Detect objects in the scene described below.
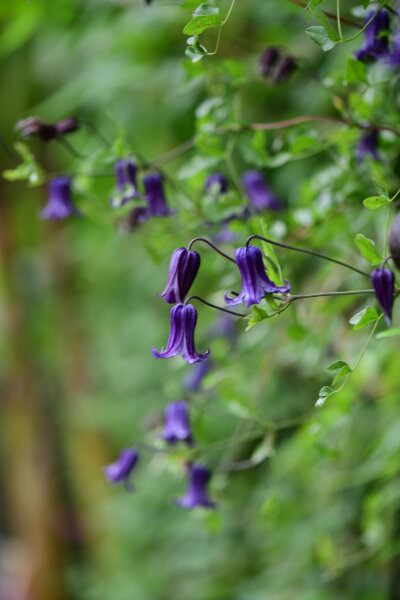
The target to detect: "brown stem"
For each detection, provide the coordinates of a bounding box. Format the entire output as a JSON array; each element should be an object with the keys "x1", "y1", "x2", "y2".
[{"x1": 286, "y1": 0, "x2": 362, "y2": 29}]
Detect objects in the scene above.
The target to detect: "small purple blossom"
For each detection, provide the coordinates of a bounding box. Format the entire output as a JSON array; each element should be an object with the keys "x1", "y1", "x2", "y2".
[
  {"x1": 113, "y1": 159, "x2": 139, "y2": 207},
  {"x1": 152, "y1": 303, "x2": 210, "y2": 364},
  {"x1": 103, "y1": 448, "x2": 139, "y2": 491},
  {"x1": 259, "y1": 47, "x2": 280, "y2": 77},
  {"x1": 355, "y1": 10, "x2": 391, "y2": 62},
  {"x1": 182, "y1": 359, "x2": 212, "y2": 392},
  {"x1": 157, "y1": 247, "x2": 200, "y2": 304},
  {"x1": 371, "y1": 268, "x2": 395, "y2": 325},
  {"x1": 272, "y1": 55, "x2": 297, "y2": 84},
  {"x1": 55, "y1": 117, "x2": 79, "y2": 136},
  {"x1": 225, "y1": 246, "x2": 291, "y2": 308},
  {"x1": 356, "y1": 130, "x2": 379, "y2": 163},
  {"x1": 143, "y1": 173, "x2": 173, "y2": 217},
  {"x1": 163, "y1": 401, "x2": 193, "y2": 445},
  {"x1": 41, "y1": 177, "x2": 78, "y2": 220},
  {"x1": 205, "y1": 173, "x2": 228, "y2": 194},
  {"x1": 242, "y1": 170, "x2": 282, "y2": 212},
  {"x1": 175, "y1": 464, "x2": 216, "y2": 509}
]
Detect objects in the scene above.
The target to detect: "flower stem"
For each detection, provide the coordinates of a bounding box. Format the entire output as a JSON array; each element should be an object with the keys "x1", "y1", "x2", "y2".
[
  {"x1": 187, "y1": 237, "x2": 236, "y2": 263},
  {"x1": 288, "y1": 289, "x2": 375, "y2": 301},
  {"x1": 246, "y1": 235, "x2": 371, "y2": 279},
  {"x1": 336, "y1": 0, "x2": 343, "y2": 39},
  {"x1": 286, "y1": 0, "x2": 362, "y2": 29},
  {"x1": 185, "y1": 295, "x2": 247, "y2": 318}
]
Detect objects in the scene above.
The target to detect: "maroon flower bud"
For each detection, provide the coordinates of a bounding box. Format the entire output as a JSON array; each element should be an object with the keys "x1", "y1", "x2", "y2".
[
  {"x1": 55, "y1": 117, "x2": 80, "y2": 136},
  {"x1": 389, "y1": 212, "x2": 400, "y2": 271},
  {"x1": 259, "y1": 47, "x2": 280, "y2": 77},
  {"x1": 15, "y1": 117, "x2": 57, "y2": 141},
  {"x1": 272, "y1": 55, "x2": 297, "y2": 84}
]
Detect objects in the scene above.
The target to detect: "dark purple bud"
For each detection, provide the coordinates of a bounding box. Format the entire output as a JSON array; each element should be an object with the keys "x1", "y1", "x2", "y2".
[
  {"x1": 175, "y1": 464, "x2": 216, "y2": 509},
  {"x1": 15, "y1": 117, "x2": 57, "y2": 141},
  {"x1": 41, "y1": 177, "x2": 79, "y2": 221},
  {"x1": 182, "y1": 359, "x2": 212, "y2": 392},
  {"x1": 272, "y1": 55, "x2": 297, "y2": 84},
  {"x1": 354, "y1": 10, "x2": 390, "y2": 62},
  {"x1": 225, "y1": 246, "x2": 290, "y2": 308},
  {"x1": 259, "y1": 47, "x2": 280, "y2": 77},
  {"x1": 242, "y1": 170, "x2": 282, "y2": 212},
  {"x1": 152, "y1": 303, "x2": 210, "y2": 365},
  {"x1": 163, "y1": 401, "x2": 193, "y2": 445},
  {"x1": 157, "y1": 247, "x2": 200, "y2": 304},
  {"x1": 371, "y1": 268, "x2": 395, "y2": 325},
  {"x1": 55, "y1": 117, "x2": 80, "y2": 136},
  {"x1": 205, "y1": 173, "x2": 228, "y2": 194},
  {"x1": 103, "y1": 448, "x2": 139, "y2": 491},
  {"x1": 126, "y1": 206, "x2": 149, "y2": 230},
  {"x1": 143, "y1": 173, "x2": 174, "y2": 217},
  {"x1": 113, "y1": 159, "x2": 139, "y2": 207},
  {"x1": 389, "y1": 212, "x2": 400, "y2": 270},
  {"x1": 356, "y1": 130, "x2": 379, "y2": 163}
]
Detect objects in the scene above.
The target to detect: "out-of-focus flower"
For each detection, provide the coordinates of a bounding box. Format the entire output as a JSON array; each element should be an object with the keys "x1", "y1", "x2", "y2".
[
  {"x1": 242, "y1": 170, "x2": 282, "y2": 212},
  {"x1": 152, "y1": 304, "x2": 210, "y2": 364},
  {"x1": 41, "y1": 178, "x2": 79, "y2": 221},
  {"x1": 225, "y1": 245, "x2": 290, "y2": 308},
  {"x1": 182, "y1": 359, "x2": 212, "y2": 392},
  {"x1": 356, "y1": 130, "x2": 379, "y2": 162},
  {"x1": 175, "y1": 464, "x2": 216, "y2": 509},
  {"x1": 112, "y1": 159, "x2": 139, "y2": 207},
  {"x1": 371, "y1": 268, "x2": 395, "y2": 325},
  {"x1": 15, "y1": 117, "x2": 57, "y2": 141},
  {"x1": 259, "y1": 48, "x2": 297, "y2": 83},
  {"x1": 143, "y1": 173, "x2": 174, "y2": 217},
  {"x1": 389, "y1": 212, "x2": 400, "y2": 270},
  {"x1": 163, "y1": 401, "x2": 193, "y2": 445},
  {"x1": 205, "y1": 173, "x2": 228, "y2": 194},
  {"x1": 157, "y1": 247, "x2": 200, "y2": 304},
  {"x1": 103, "y1": 448, "x2": 139, "y2": 491},
  {"x1": 355, "y1": 10, "x2": 391, "y2": 61},
  {"x1": 272, "y1": 55, "x2": 297, "y2": 84},
  {"x1": 259, "y1": 47, "x2": 280, "y2": 77},
  {"x1": 55, "y1": 117, "x2": 80, "y2": 136}
]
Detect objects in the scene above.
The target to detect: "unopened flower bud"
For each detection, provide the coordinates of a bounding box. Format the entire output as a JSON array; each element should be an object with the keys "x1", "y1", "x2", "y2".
[{"x1": 389, "y1": 212, "x2": 400, "y2": 270}]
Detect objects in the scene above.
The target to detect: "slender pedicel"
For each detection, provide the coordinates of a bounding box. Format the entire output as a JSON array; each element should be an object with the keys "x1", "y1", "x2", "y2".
[
  {"x1": 185, "y1": 295, "x2": 247, "y2": 318},
  {"x1": 78, "y1": 119, "x2": 111, "y2": 146},
  {"x1": 188, "y1": 237, "x2": 236, "y2": 263},
  {"x1": 246, "y1": 235, "x2": 370, "y2": 278},
  {"x1": 288, "y1": 289, "x2": 375, "y2": 301},
  {"x1": 55, "y1": 137, "x2": 87, "y2": 159}
]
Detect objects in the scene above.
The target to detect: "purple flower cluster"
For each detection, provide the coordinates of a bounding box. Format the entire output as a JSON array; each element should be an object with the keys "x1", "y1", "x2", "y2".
[{"x1": 259, "y1": 47, "x2": 297, "y2": 84}]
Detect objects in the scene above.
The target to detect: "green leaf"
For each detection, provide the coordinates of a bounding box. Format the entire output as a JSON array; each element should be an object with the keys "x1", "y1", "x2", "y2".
[
  {"x1": 346, "y1": 56, "x2": 367, "y2": 84},
  {"x1": 349, "y1": 307, "x2": 379, "y2": 330},
  {"x1": 332, "y1": 366, "x2": 352, "y2": 386},
  {"x1": 185, "y1": 35, "x2": 208, "y2": 62},
  {"x1": 183, "y1": 3, "x2": 221, "y2": 35},
  {"x1": 355, "y1": 234, "x2": 383, "y2": 265},
  {"x1": 326, "y1": 360, "x2": 352, "y2": 373},
  {"x1": 2, "y1": 142, "x2": 44, "y2": 186},
  {"x1": 363, "y1": 196, "x2": 390, "y2": 210},
  {"x1": 306, "y1": 26, "x2": 338, "y2": 51},
  {"x1": 316, "y1": 386, "x2": 335, "y2": 407},
  {"x1": 376, "y1": 327, "x2": 400, "y2": 339},
  {"x1": 373, "y1": 180, "x2": 389, "y2": 199}
]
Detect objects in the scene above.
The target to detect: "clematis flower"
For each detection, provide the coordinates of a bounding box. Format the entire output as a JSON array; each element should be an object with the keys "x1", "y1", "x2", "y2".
[
  {"x1": 225, "y1": 245, "x2": 290, "y2": 308},
  {"x1": 175, "y1": 464, "x2": 216, "y2": 509},
  {"x1": 163, "y1": 401, "x2": 193, "y2": 445},
  {"x1": 55, "y1": 117, "x2": 79, "y2": 136},
  {"x1": 355, "y1": 10, "x2": 391, "y2": 62},
  {"x1": 242, "y1": 170, "x2": 282, "y2": 212},
  {"x1": 16, "y1": 116, "x2": 79, "y2": 140},
  {"x1": 272, "y1": 55, "x2": 297, "y2": 84},
  {"x1": 143, "y1": 173, "x2": 174, "y2": 217},
  {"x1": 157, "y1": 247, "x2": 200, "y2": 304},
  {"x1": 182, "y1": 359, "x2": 212, "y2": 392},
  {"x1": 152, "y1": 303, "x2": 210, "y2": 364},
  {"x1": 371, "y1": 268, "x2": 395, "y2": 325},
  {"x1": 103, "y1": 448, "x2": 139, "y2": 491},
  {"x1": 356, "y1": 130, "x2": 379, "y2": 163},
  {"x1": 259, "y1": 47, "x2": 280, "y2": 77},
  {"x1": 41, "y1": 177, "x2": 79, "y2": 220},
  {"x1": 205, "y1": 173, "x2": 228, "y2": 194},
  {"x1": 112, "y1": 159, "x2": 139, "y2": 207}
]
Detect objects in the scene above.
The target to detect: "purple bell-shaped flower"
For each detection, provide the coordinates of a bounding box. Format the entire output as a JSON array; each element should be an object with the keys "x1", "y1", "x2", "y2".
[
  {"x1": 371, "y1": 268, "x2": 395, "y2": 325},
  {"x1": 143, "y1": 173, "x2": 174, "y2": 217},
  {"x1": 157, "y1": 247, "x2": 200, "y2": 304},
  {"x1": 175, "y1": 464, "x2": 216, "y2": 509},
  {"x1": 225, "y1": 245, "x2": 290, "y2": 308},
  {"x1": 242, "y1": 170, "x2": 282, "y2": 212},
  {"x1": 356, "y1": 130, "x2": 379, "y2": 163},
  {"x1": 103, "y1": 448, "x2": 139, "y2": 491},
  {"x1": 355, "y1": 10, "x2": 391, "y2": 62},
  {"x1": 163, "y1": 401, "x2": 193, "y2": 445},
  {"x1": 205, "y1": 173, "x2": 228, "y2": 194},
  {"x1": 41, "y1": 177, "x2": 79, "y2": 220}
]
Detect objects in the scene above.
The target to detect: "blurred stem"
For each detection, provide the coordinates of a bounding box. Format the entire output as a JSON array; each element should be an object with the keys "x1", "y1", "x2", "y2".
[
  {"x1": 185, "y1": 295, "x2": 247, "y2": 318},
  {"x1": 352, "y1": 315, "x2": 383, "y2": 371},
  {"x1": 208, "y1": 0, "x2": 236, "y2": 56},
  {"x1": 286, "y1": 0, "x2": 362, "y2": 28},
  {"x1": 384, "y1": 202, "x2": 393, "y2": 257},
  {"x1": 288, "y1": 289, "x2": 375, "y2": 301},
  {"x1": 247, "y1": 234, "x2": 371, "y2": 278},
  {"x1": 336, "y1": 0, "x2": 343, "y2": 39}
]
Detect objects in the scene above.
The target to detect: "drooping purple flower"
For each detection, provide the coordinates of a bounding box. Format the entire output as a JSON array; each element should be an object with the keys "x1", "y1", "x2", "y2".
[
  {"x1": 163, "y1": 401, "x2": 193, "y2": 445},
  {"x1": 272, "y1": 55, "x2": 297, "y2": 84},
  {"x1": 152, "y1": 303, "x2": 210, "y2": 365},
  {"x1": 371, "y1": 268, "x2": 395, "y2": 325},
  {"x1": 205, "y1": 173, "x2": 228, "y2": 194},
  {"x1": 175, "y1": 464, "x2": 216, "y2": 509},
  {"x1": 356, "y1": 130, "x2": 379, "y2": 163},
  {"x1": 388, "y1": 33, "x2": 400, "y2": 65},
  {"x1": 103, "y1": 448, "x2": 139, "y2": 491},
  {"x1": 41, "y1": 177, "x2": 79, "y2": 220},
  {"x1": 259, "y1": 47, "x2": 280, "y2": 77},
  {"x1": 355, "y1": 10, "x2": 391, "y2": 62},
  {"x1": 15, "y1": 117, "x2": 57, "y2": 141},
  {"x1": 182, "y1": 358, "x2": 212, "y2": 392},
  {"x1": 157, "y1": 247, "x2": 200, "y2": 304},
  {"x1": 55, "y1": 117, "x2": 80, "y2": 136},
  {"x1": 225, "y1": 245, "x2": 291, "y2": 308},
  {"x1": 143, "y1": 173, "x2": 173, "y2": 217},
  {"x1": 113, "y1": 159, "x2": 139, "y2": 207},
  {"x1": 242, "y1": 170, "x2": 282, "y2": 212}
]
